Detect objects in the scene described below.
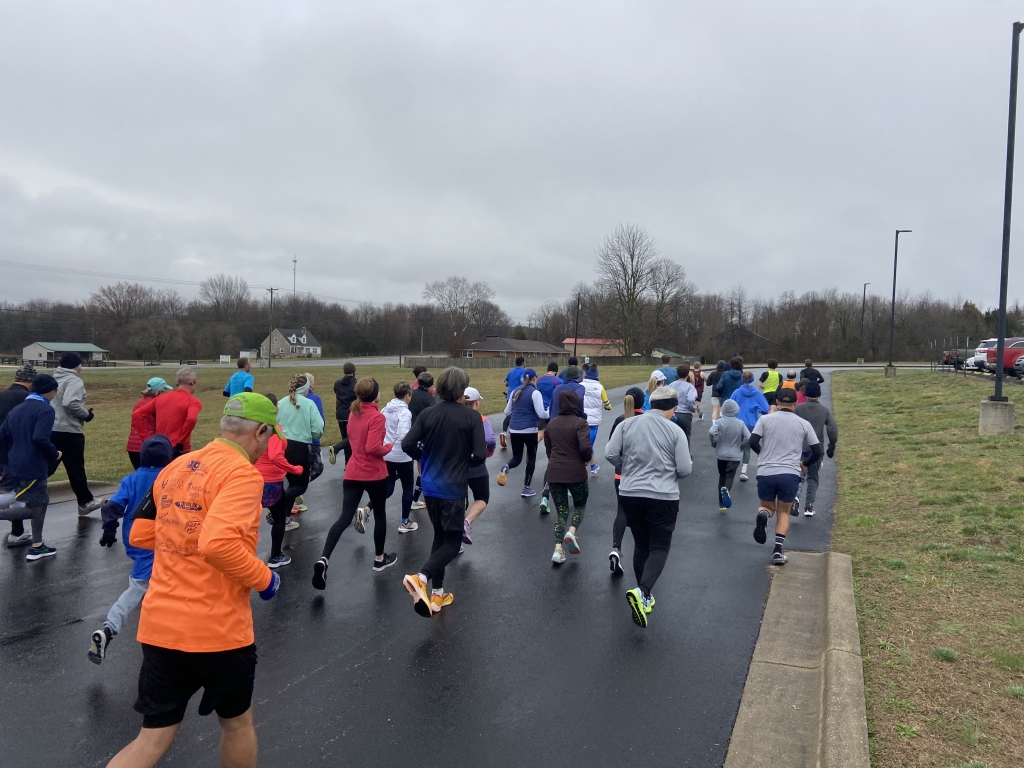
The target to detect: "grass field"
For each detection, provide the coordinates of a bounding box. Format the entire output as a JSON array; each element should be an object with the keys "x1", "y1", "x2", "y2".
[
  {"x1": 45, "y1": 364, "x2": 653, "y2": 483},
  {"x1": 831, "y1": 371, "x2": 1024, "y2": 768}
]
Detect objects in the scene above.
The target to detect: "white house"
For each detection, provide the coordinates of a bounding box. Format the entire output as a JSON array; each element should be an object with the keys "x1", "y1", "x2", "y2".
[{"x1": 23, "y1": 342, "x2": 109, "y2": 363}]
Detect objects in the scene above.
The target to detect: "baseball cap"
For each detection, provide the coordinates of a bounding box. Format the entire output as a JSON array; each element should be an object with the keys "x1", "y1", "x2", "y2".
[
  {"x1": 777, "y1": 387, "x2": 798, "y2": 404},
  {"x1": 223, "y1": 393, "x2": 285, "y2": 438},
  {"x1": 143, "y1": 377, "x2": 173, "y2": 394},
  {"x1": 463, "y1": 387, "x2": 482, "y2": 402},
  {"x1": 651, "y1": 370, "x2": 667, "y2": 382}
]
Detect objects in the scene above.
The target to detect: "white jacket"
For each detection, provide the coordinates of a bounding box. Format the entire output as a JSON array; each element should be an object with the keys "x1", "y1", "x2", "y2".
[
  {"x1": 381, "y1": 398, "x2": 413, "y2": 462},
  {"x1": 581, "y1": 378, "x2": 611, "y2": 426}
]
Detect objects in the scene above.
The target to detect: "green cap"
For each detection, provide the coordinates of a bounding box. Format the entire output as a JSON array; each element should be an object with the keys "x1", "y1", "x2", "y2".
[{"x1": 223, "y1": 392, "x2": 285, "y2": 439}]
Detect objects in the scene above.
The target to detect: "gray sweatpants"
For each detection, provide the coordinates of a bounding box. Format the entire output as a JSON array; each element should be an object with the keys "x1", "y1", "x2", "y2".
[
  {"x1": 803, "y1": 457, "x2": 822, "y2": 510},
  {"x1": 104, "y1": 577, "x2": 149, "y2": 635},
  {"x1": 0, "y1": 505, "x2": 47, "y2": 543}
]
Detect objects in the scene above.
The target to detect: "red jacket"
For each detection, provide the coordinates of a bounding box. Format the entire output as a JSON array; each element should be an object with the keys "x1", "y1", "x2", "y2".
[
  {"x1": 344, "y1": 403, "x2": 392, "y2": 481},
  {"x1": 255, "y1": 434, "x2": 302, "y2": 483},
  {"x1": 126, "y1": 395, "x2": 155, "y2": 452},
  {"x1": 131, "y1": 389, "x2": 204, "y2": 452}
]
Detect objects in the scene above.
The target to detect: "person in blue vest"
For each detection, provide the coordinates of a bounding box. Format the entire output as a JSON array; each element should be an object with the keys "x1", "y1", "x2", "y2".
[
  {"x1": 222, "y1": 357, "x2": 255, "y2": 397},
  {"x1": 498, "y1": 356, "x2": 527, "y2": 450},
  {"x1": 497, "y1": 369, "x2": 548, "y2": 498}
]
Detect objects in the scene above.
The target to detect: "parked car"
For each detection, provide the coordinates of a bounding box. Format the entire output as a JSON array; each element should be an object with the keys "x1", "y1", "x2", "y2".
[
  {"x1": 974, "y1": 338, "x2": 998, "y2": 370},
  {"x1": 986, "y1": 337, "x2": 1024, "y2": 374},
  {"x1": 966, "y1": 354, "x2": 989, "y2": 370}
]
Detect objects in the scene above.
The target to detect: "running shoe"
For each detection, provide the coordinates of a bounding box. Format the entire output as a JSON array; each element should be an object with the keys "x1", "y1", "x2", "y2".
[
  {"x1": 539, "y1": 496, "x2": 550, "y2": 515},
  {"x1": 354, "y1": 507, "x2": 367, "y2": 534},
  {"x1": 267, "y1": 554, "x2": 292, "y2": 569},
  {"x1": 721, "y1": 486, "x2": 732, "y2": 509},
  {"x1": 790, "y1": 497, "x2": 800, "y2": 516},
  {"x1": 26, "y1": 544, "x2": 56, "y2": 561},
  {"x1": 403, "y1": 573, "x2": 433, "y2": 618},
  {"x1": 285, "y1": 519, "x2": 300, "y2": 531},
  {"x1": 739, "y1": 471, "x2": 749, "y2": 483},
  {"x1": 804, "y1": 508, "x2": 816, "y2": 517},
  {"x1": 551, "y1": 548, "x2": 566, "y2": 565},
  {"x1": 698, "y1": 412, "x2": 704, "y2": 420},
  {"x1": 626, "y1": 588, "x2": 649, "y2": 628},
  {"x1": 499, "y1": 432, "x2": 507, "y2": 449},
  {"x1": 772, "y1": 551, "x2": 788, "y2": 566},
  {"x1": 563, "y1": 530, "x2": 580, "y2": 555},
  {"x1": 373, "y1": 552, "x2": 398, "y2": 572},
  {"x1": 411, "y1": 500, "x2": 426, "y2": 510},
  {"x1": 609, "y1": 549, "x2": 624, "y2": 576},
  {"x1": 398, "y1": 520, "x2": 419, "y2": 534},
  {"x1": 312, "y1": 557, "x2": 329, "y2": 590},
  {"x1": 753, "y1": 510, "x2": 769, "y2": 545},
  {"x1": 87, "y1": 626, "x2": 113, "y2": 665},
  {"x1": 497, "y1": 465, "x2": 509, "y2": 486},
  {"x1": 462, "y1": 519, "x2": 473, "y2": 545},
  {"x1": 6, "y1": 532, "x2": 31, "y2": 548},
  {"x1": 78, "y1": 499, "x2": 103, "y2": 517},
  {"x1": 431, "y1": 591, "x2": 454, "y2": 610},
  {"x1": 265, "y1": 510, "x2": 274, "y2": 525},
  {"x1": 293, "y1": 504, "x2": 308, "y2": 513},
  {"x1": 328, "y1": 446, "x2": 337, "y2": 465},
  {"x1": 589, "y1": 463, "x2": 600, "y2": 475},
  {"x1": 521, "y1": 486, "x2": 536, "y2": 498},
  {"x1": 458, "y1": 545, "x2": 465, "y2": 555}
]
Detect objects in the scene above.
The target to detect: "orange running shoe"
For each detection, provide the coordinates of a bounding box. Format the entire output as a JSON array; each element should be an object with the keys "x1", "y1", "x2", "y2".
[
  {"x1": 403, "y1": 574, "x2": 433, "y2": 618},
  {"x1": 431, "y1": 592, "x2": 454, "y2": 610}
]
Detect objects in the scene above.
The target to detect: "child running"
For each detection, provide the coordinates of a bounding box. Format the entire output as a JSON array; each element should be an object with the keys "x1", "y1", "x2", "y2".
[
  {"x1": 497, "y1": 369, "x2": 548, "y2": 497},
  {"x1": 608, "y1": 386, "x2": 645, "y2": 576},
  {"x1": 89, "y1": 435, "x2": 174, "y2": 664},
  {"x1": 461, "y1": 387, "x2": 495, "y2": 547},
  {"x1": 544, "y1": 390, "x2": 592, "y2": 564},
  {"x1": 706, "y1": 361, "x2": 727, "y2": 420},
  {"x1": 708, "y1": 400, "x2": 749, "y2": 511},
  {"x1": 256, "y1": 394, "x2": 303, "y2": 569},
  {"x1": 690, "y1": 362, "x2": 706, "y2": 420},
  {"x1": 581, "y1": 365, "x2": 611, "y2": 474}
]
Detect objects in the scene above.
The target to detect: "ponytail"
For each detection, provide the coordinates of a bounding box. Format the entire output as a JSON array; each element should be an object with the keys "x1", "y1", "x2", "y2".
[
  {"x1": 623, "y1": 395, "x2": 635, "y2": 418},
  {"x1": 288, "y1": 374, "x2": 308, "y2": 408}
]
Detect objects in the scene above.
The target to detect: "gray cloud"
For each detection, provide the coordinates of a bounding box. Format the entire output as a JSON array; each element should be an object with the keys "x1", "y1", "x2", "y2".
[{"x1": 0, "y1": 0, "x2": 1021, "y2": 320}]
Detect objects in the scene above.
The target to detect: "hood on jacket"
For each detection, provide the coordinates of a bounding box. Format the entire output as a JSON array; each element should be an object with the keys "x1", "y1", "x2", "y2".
[
  {"x1": 382, "y1": 397, "x2": 409, "y2": 415},
  {"x1": 54, "y1": 367, "x2": 81, "y2": 382},
  {"x1": 721, "y1": 399, "x2": 740, "y2": 417},
  {"x1": 585, "y1": 368, "x2": 599, "y2": 380},
  {"x1": 140, "y1": 435, "x2": 174, "y2": 469},
  {"x1": 559, "y1": 390, "x2": 582, "y2": 416},
  {"x1": 736, "y1": 383, "x2": 760, "y2": 397}
]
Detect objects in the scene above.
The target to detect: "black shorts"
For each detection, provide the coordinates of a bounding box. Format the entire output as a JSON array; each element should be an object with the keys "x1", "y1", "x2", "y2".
[
  {"x1": 467, "y1": 474, "x2": 490, "y2": 504},
  {"x1": 134, "y1": 643, "x2": 257, "y2": 729},
  {"x1": 425, "y1": 496, "x2": 466, "y2": 532},
  {"x1": 764, "y1": 390, "x2": 777, "y2": 406}
]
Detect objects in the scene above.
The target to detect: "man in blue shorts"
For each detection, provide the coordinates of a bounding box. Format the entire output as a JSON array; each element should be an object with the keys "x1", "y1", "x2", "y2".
[{"x1": 748, "y1": 387, "x2": 820, "y2": 565}]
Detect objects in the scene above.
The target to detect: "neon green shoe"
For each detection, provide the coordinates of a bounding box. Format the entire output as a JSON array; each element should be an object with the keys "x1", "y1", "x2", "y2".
[{"x1": 626, "y1": 588, "x2": 648, "y2": 628}]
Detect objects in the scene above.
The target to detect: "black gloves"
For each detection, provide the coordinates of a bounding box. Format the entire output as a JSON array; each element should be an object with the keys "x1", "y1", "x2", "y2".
[
  {"x1": 83, "y1": 408, "x2": 95, "y2": 423},
  {"x1": 826, "y1": 444, "x2": 836, "y2": 459}
]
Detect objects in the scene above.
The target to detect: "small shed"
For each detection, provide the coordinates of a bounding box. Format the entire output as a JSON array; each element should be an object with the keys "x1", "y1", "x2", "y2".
[
  {"x1": 239, "y1": 348, "x2": 260, "y2": 360},
  {"x1": 23, "y1": 342, "x2": 109, "y2": 364}
]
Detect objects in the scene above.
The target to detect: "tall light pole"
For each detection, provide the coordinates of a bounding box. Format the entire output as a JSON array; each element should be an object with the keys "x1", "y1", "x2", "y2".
[
  {"x1": 886, "y1": 230, "x2": 912, "y2": 374},
  {"x1": 859, "y1": 282, "x2": 870, "y2": 363},
  {"x1": 292, "y1": 256, "x2": 297, "y2": 298},
  {"x1": 266, "y1": 287, "x2": 278, "y2": 368},
  {"x1": 573, "y1": 293, "x2": 582, "y2": 357}
]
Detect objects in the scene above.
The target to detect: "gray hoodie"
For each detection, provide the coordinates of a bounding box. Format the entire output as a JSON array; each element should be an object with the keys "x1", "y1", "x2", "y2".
[
  {"x1": 795, "y1": 399, "x2": 838, "y2": 448},
  {"x1": 708, "y1": 400, "x2": 750, "y2": 461},
  {"x1": 51, "y1": 367, "x2": 89, "y2": 434},
  {"x1": 605, "y1": 409, "x2": 692, "y2": 500}
]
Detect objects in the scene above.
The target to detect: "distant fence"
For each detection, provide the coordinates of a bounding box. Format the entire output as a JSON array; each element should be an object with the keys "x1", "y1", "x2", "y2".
[
  {"x1": 23, "y1": 359, "x2": 116, "y2": 368},
  {"x1": 401, "y1": 355, "x2": 699, "y2": 370}
]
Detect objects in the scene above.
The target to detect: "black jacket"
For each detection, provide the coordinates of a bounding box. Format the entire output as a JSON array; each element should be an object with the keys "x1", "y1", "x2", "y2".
[
  {"x1": 543, "y1": 391, "x2": 591, "y2": 484},
  {"x1": 0, "y1": 383, "x2": 30, "y2": 425},
  {"x1": 409, "y1": 388, "x2": 437, "y2": 425},
  {"x1": 333, "y1": 375, "x2": 358, "y2": 420},
  {"x1": 402, "y1": 401, "x2": 486, "y2": 500},
  {"x1": 799, "y1": 367, "x2": 825, "y2": 384}
]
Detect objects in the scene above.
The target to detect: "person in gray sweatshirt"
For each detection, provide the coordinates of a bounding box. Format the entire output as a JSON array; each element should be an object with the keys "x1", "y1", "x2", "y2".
[
  {"x1": 605, "y1": 385, "x2": 692, "y2": 629},
  {"x1": 708, "y1": 399, "x2": 750, "y2": 511},
  {"x1": 50, "y1": 352, "x2": 103, "y2": 516},
  {"x1": 794, "y1": 380, "x2": 838, "y2": 517}
]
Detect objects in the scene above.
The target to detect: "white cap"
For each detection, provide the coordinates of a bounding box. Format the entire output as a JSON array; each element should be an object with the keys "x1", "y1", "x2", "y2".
[
  {"x1": 651, "y1": 370, "x2": 667, "y2": 382},
  {"x1": 463, "y1": 386, "x2": 482, "y2": 401}
]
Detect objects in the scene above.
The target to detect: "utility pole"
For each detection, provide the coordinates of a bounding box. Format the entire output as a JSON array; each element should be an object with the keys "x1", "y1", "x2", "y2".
[
  {"x1": 886, "y1": 230, "x2": 912, "y2": 376},
  {"x1": 420, "y1": 326, "x2": 424, "y2": 356},
  {"x1": 573, "y1": 293, "x2": 582, "y2": 357},
  {"x1": 859, "y1": 282, "x2": 870, "y2": 364},
  {"x1": 266, "y1": 287, "x2": 278, "y2": 368},
  {"x1": 292, "y1": 257, "x2": 297, "y2": 298}
]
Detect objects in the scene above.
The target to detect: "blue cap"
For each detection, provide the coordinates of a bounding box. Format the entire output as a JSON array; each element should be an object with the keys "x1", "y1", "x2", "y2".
[
  {"x1": 522, "y1": 368, "x2": 538, "y2": 382},
  {"x1": 143, "y1": 377, "x2": 173, "y2": 394}
]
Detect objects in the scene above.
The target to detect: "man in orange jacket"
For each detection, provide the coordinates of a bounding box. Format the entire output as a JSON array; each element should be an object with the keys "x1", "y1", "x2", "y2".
[
  {"x1": 130, "y1": 367, "x2": 203, "y2": 456},
  {"x1": 106, "y1": 393, "x2": 282, "y2": 768}
]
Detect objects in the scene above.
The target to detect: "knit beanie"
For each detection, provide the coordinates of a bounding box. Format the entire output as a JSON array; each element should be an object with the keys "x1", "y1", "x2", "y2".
[
  {"x1": 31, "y1": 374, "x2": 59, "y2": 394},
  {"x1": 59, "y1": 351, "x2": 82, "y2": 369},
  {"x1": 14, "y1": 364, "x2": 36, "y2": 383}
]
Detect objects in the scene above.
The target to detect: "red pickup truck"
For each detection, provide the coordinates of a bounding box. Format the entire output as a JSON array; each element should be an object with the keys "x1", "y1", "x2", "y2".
[{"x1": 986, "y1": 337, "x2": 1024, "y2": 374}]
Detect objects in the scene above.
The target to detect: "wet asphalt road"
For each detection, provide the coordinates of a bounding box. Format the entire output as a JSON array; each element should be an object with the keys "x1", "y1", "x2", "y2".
[{"x1": 0, "y1": 377, "x2": 837, "y2": 768}]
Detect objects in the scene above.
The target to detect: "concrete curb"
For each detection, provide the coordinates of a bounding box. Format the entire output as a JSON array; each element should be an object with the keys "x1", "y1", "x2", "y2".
[
  {"x1": 723, "y1": 552, "x2": 869, "y2": 768},
  {"x1": 46, "y1": 480, "x2": 120, "y2": 506}
]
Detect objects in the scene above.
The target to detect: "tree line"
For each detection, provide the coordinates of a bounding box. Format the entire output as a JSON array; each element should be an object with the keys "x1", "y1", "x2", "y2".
[{"x1": 1, "y1": 224, "x2": 1018, "y2": 362}]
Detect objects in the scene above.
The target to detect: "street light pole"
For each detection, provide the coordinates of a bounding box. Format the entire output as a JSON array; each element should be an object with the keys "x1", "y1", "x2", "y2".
[
  {"x1": 266, "y1": 287, "x2": 277, "y2": 368},
  {"x1": 887, "y1": 230, "x2": 912, "y2": 373},
  {"x1": 573, "y1": 293, "x2": 582, "y2": 358},
  {"x1": 859, "y1": 282, "x2": 870, "y2": 363}
]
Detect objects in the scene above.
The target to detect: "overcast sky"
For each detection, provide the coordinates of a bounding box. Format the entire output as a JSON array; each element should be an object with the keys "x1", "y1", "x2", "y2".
[{"x1": 1, "y1": 0, "x2": 1022, "y2": 321}]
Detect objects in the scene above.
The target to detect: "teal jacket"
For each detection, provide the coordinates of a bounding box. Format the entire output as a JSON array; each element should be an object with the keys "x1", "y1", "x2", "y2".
[{"x1": 277, "y1": 393, "x2": 325, "y2": 444}]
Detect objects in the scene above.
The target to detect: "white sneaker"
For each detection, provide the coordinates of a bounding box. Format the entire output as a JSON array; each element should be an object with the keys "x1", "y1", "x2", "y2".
[
  {"x1": 6, "y1": 532, "x2": 31, "y2": 548},
  {"x1": 78, "y1": 498, "x2": 104, "y2": 516},
  {"x1": 398, "y1": 520, "x2": 419, "y2": 533},
  {"x1": 739, "y1": 471, "x2": 749, "y2": 482},
  {"x1": 285, "y1": 519, "x2": 300, "y2": 531},
  {"x1": 410, "y1": 500, "x2": 426, "y2": 510},
  {"x1": 354, "y1": 507, "x2": 367, "y2": 534},
  {"x1": 804, "y1": 508, "x2": 816, "y2": 517}
]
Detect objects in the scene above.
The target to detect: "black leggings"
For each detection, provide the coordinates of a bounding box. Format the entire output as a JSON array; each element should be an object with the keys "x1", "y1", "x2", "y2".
[
  {"x1": 322, "y1": 478, "x2": 388, "y2": 559},
  {"x1": 267, "y1": 493, "x2": 292, "y2": 559},
  {"x1": 717, "y1": 459, "x2": 740, "y2": 491},
  {"x1": 612, "y1": 480, "x2": 628, "y2": 550},
  {"x1": 507, "y1": 432, "x2": 538, "y2": 486},
  {"x1": 421, "y1": 497, "x2": 465, "y2": 590},
  {"x1": 51, "y1": 432, "x2": 92, "y2": 506},
  {"x1": 367, "y1": 461, "x2": 414, "y2": 522},
  {"x1": 621, "y1": 496, "x2": 679, "y2": 597},
  {"x1": 284, "y1": 440, "x2": 312, "y2": 504},
  {"x1": 331, "y1": 420, "x2": 352, "y2": 464}
]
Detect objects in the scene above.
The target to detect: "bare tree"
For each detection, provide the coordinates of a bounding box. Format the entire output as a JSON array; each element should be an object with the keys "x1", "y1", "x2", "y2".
[
  {"x1": 423, "y1": 276, "x2": 496, "y2": 354},
  {"x1": 128, "y1": 319, "x2": 183, "y2": 362},
  {"x1": 90, "y1": 282, "x2": 156, "y2": 325},
  {"x1": 593, "y1": 223, "x2": 660, "y2": 356},
  {"x1": 199, "y1": 274, "x2": 250, "y2": 319}
]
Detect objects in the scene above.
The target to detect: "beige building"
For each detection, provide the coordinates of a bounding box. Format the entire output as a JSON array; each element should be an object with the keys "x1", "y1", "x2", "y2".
[
  {"x1": 260, "y1": 327, "x2": 322, "y2": 360},
  {"x1": 562, "y1": 338, "x2": 623, "y2": 357}
]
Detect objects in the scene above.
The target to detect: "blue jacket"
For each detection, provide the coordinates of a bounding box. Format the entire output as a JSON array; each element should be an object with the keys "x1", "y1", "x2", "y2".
[
  {"x1": 716, "y1": 369, "x2": 745, "y2": 401},
  {"x1": 101, "y1": 435, "x2": 173, "y2": 580},
  {"x1": 307, "y1": 392, "x2": 325, "y2": 447},
  {"x1": 536, "y1": 374, "x2": 561, "y2": 410},
  {"x1": 505, "y1": 366, "x2": 526, "y2": 393},
  {"x1": 0, "y1": 395, "x2": 59, "y2": 481},
  {"x1": 549, "y1": 381, "x2": 585, "y2": 420},
  {"x1": 730, "y1": 384, "x2": 770, "y2": 430}
]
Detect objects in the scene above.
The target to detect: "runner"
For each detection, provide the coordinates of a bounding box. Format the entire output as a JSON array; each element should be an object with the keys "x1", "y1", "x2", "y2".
[
  {"x1": 0, "y1": 364, "x2": 36, "y2": 546},
  {"x1": 543, "y1": 389, "x2": 592, "y2": 565},
  {"x1": 359, "y1": 381, "x2": 418, "y2": 535},
  {"x1": 327, "y1": 362, "x2": 357, "y2": 465},
  {"x1": 782, "y1": 369, "x2": 798, "y2": 392},
  {"x1": 581, "y1": 365, "x2": 611, "y2": 474},
  {"x1": 255, "y1": 393, "x2": 303, "y2": 569},
  {"x1": 730, "y1": 370, "x2": 771, "y2": 482},
  {"x1": 794, "y1": 380, "x2": 838, "y2": 518},
  {"x1": 796, "y1": 378, "x2": 809, "y2": 404},
  {"x1": 104, "y1": 393, "x2": 281, "y2": 768},
  {"x1": 540, "y1": 366, "x2": 585, "y2": 513},
  {"x1": 559, "y1": 356, "x2": 579, "y2": 381},
  {"x1": 0, "y1": 374, "x2": 61, "y2": 560},
  {"x1": 90, "y1": 435, "x2": 174, "y2": 664},
  {"x1": 497, "y1": 369, "x2": 548, "y2": 497},
  {"x1": 607, "y1": 387, "x2": 645, "y2": 576},
  {"x1": 411, "y1": 366, "x2": 436, "y2": 395},
  {"x1": 605, "y1": 385, "x2": 692, "y2": 629},
  {"x1": 401, "y1": 367, "x2": 487, "y2": 617},
  {"x1": 131, "y1": 367, "x2": 204, "y2": 459},
  {"x1": 708, "y1": 400, "x2": 750, "y2": 510},
  {"x1": 276, "y1": 374, "x2": 324, "y2": 530},
  {"x1": 312, "y1": 378, "x2": 396, "y2": 590},
  {"x1": 667, "y1": 363, "x2": 698, "y2": 449},
  {"x1": 749, "y1": 387, "x2": 821, "y2": 565},
  {"x1": 127, "y1": 378, "x2": 171, "y2": 470},
  {"x1": 408, "y1": 371, "x2": 437, "y2": 510},
  {"x1": 50, "y1": 352, "x2": 103, "y2": 516},
  {"x1": 293, "y1": 372, "x2": 326, "y2": 513},
  {"x1": 222, "y1": 358, "x2": 254, "y2": 397},
  {"x1": 536, "y1": 362, "x2": 561, "y2": 417},
  {"x1": 706, "y1": 361, "x2": 728, "y2": 420},
  {"x1": 499, "y1": 356, "x2": 527, "y2": 449},
  {"x1": 642, "y1": 370, "x2": 666, "y2": 411},
  {"x1": 461, "y1": 386, "x2": 495, "y2": 547},
  {"x1": 689, "y1": 362, "x2": 706, "y2": 420},
  {"x1": 757, "y1": 359, "x2": 781, "y2": 413},
  {"x1": 656, "y1": 354, "x2": 678, "y2": 384},
  {"x1": 799, "y1": 359, "x2": 825, "y2": 385},
  {"x1": 713, "y1": 357, "x2": 745, "y2": 404}
]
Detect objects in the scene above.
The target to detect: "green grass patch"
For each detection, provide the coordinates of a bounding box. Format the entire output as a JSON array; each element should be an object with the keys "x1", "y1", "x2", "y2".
[
  {"x1": 932, "y1": 647, "x2": 959, "y2": 663},
  {"x1": 1007, "y1": 685, "x2": 1024, "y2": 699}
]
